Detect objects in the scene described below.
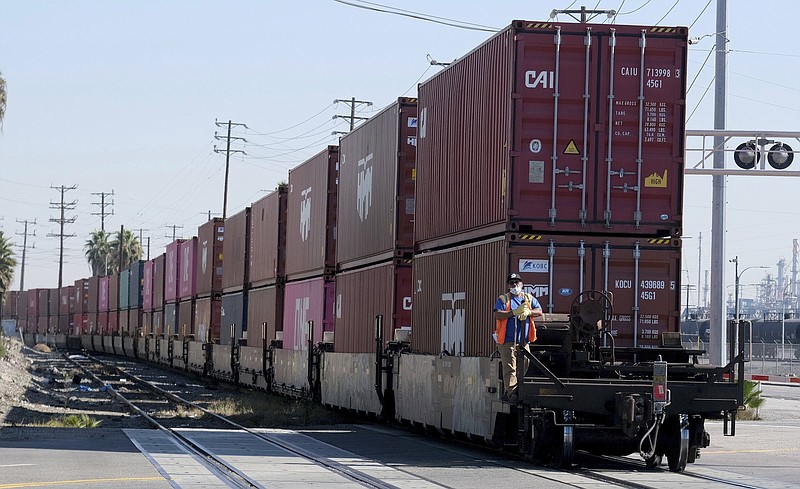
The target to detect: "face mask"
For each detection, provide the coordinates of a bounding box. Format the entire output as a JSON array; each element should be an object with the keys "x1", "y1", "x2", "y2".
[{"x1": 509, "y1": 285, "x2": 522, "y2": 295}]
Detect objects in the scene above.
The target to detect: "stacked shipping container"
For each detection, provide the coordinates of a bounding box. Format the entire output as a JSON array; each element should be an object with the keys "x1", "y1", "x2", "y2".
[
  {"x1": 195, "y1": 218, "x2": 224, "y2": 342},
  {"x1": 221, "y1": 209, "x2": 250, "y2": 345},
  {"x1": 412, "y1": 22, "x2": 687, "y2": 354}
]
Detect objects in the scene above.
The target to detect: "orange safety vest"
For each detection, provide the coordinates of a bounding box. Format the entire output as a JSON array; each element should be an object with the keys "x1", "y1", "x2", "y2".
[{"x1": 495, "y1": 293, "x2": 537, "y2": 345}]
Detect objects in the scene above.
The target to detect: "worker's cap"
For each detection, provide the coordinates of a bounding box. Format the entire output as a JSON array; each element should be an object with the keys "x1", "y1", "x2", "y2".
[{"x1": 506, "y1": 273, "x2": 523, "y2": 284}]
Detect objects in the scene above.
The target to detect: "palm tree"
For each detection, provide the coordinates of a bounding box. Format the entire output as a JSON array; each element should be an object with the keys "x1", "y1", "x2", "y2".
[
  {"x1": 84, "y1": 230, "x2": 112, "y2": 276},
  {"x1": 109, "y1": 229, "x2": 143, "y2": 273},
  {"x1": 0, "y1": 70, "x2": 6, "y2": 128},
  {"x1": 0, "y1": 230, "x2": 17, "y2": 314}
]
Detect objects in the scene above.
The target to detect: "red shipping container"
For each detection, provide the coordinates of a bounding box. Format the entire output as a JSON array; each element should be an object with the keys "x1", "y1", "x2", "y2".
[
  {"x1": 142, "y1": 260, "x2": 154, "y2": 311},
  {"x1": 27, "y1": 290, "x2": 40, "y2": 318},
  {"x1": 37, "y1": 289, "x2": 49, "y2": 317},
  {"x1": 178, "y1": 300, "x2": 194, "y2": 337},
  {"x1": 48, "y1": 288, "x2": 59, "y2": 316},
  {"x1": 108, "y1": 311, "x2": 119, "y2": 334},
  {"x1": 222, "y1": 208, "x2": 251, "y2": 292},
  {"x1": 337, "y1": 98, "x2": 417, "y2": 270},
  {"x1": 86, "y1": 312, "x2": 98, "y2": 334},
  {"x1": 165, "y1": 240, "x2": 187, "y2": 302},
  {"x1": 282, "y1": 277, "x2": 335, "y2": 351},
  {"x1": 48, "y1": 316, "x2": 58, "y2": 333},
  {"x1": 178, "y1": 238, "x2": 198, "y2": 300},
  {"x1": 411, "y1": 234, "x2": 680, "y2": 356},
  {"x1": 73, "y1": 279, "x2": 89, "y2": 314},
  {"x1": 416, "y1": 22, "x2": 687, "y2": 250},
  {"x1": 108, "y1": 274, "x2": 119, "y2": 310},
  {"x1": 59, "y1": 286, "x2": 73, "y2": 315},
  {"x1": 195, "y1": 297, "x2": 221, "y2": 342},
  {"x1": 98, "y1": 276, "x2": 109, "y2": 312},
  {"x1": 285, "y1": 147, "x2": 338, "y2": 281},
  {"x1": 196, "y1": 218, "x2": 225, "y2": 297},
  {"x1": 97, "y1": 312, "x2": 108, "y2": 334},
  {"x1": 15, "y1": 291, "x2": 28, "y2": 320},
  {"x1": 119, "y1": 309, "x2": 129, "y2": 335},
  {"x1": 154, "y1": 254, "x2": 165, "y2": 309},
  {"x1": 249, "y1": 187, "x2": 287, "y2": 288},
  {"x1": 246, "y1": 285, "x2": 284, "y2": 347},
  {"x1": 87, "y1": 277, "x2": 100, "y2": 313},
  {"x1": 334, "y1": 261, "x2": 412, "y2": 353},
  {"x1": 73, "y1": 314, "x2": 88, "y2": 335}
]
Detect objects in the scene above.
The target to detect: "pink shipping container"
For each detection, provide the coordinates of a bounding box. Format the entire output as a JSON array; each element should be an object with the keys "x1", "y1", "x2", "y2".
[
  {"x1": 87, "y1": 277, "x2": 100, "y2": 313},
  {"x1": 98, "y1": 276, "x2": 110, "y2": 312},
  {"x1": 108, "y1": 274, "x2": 119, "y2": 311},
  {"x1": 334, "y1": 261, "x2": 412, "y2": 353},
  {"x1": 285, "y1": 147, "x2": 338, "y2": 281},
  {"x1": 196, "y1": 218, "x2": 225, "y2": 297},
  {"x1": 246, "y1": 285, "x2": 284, "y2": 348},
  {"x1": 165, "y1": 240, "x2": 187, "y2": 302},
  {"x1": 73, "y1": 279, "x2": 89, "y2": 314},
  {"x1": 59, "y1": 286, "x2": 73, "y2": 315},
  {"x1": 154, "y1": 254, "x2": 165, "y2": 309},
  {"x1": 415, "y1": 22, "x2": 687, "y2": 250},
  {"x1": 281, "y1": 277, "x2": 335, "y2": 351},
  {"x1": 195, "y1": 297, "x2": 221, "y2": 342},
  {"x1": 178, "y1": 238, "x2": 198, "y2": 300},
  {"x1": 411, "y1": 234, "x2": 680, "y2": 356},
  {"x1": 337, "y1": 98, "x2": 417, "y2": 270},
  {"x1": 222, "y1": 208, "x2": 251, "y2": 292},
  {"x1": 249, "y1": 187, "x2": 287, "y2": 288},
  {"x1": 48, "y1": 288, "x2": 59, "y2": 316},
  {"x1": 142, "y1": 260, "x2": 154, "y2": 311}
]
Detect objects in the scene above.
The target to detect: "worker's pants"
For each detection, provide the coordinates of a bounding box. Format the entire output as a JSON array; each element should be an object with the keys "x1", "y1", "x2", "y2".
[{"x1": 498, "y1": 341, "x2": 530, "y2": 396}]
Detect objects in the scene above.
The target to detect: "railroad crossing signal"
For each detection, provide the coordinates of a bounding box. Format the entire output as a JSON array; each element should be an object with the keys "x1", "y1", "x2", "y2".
[{"x1": 685, "y1": 130, "x2": 800, "y2": 176}]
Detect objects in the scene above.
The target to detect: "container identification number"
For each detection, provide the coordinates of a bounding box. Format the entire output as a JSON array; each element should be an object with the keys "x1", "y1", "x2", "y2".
[{"x1": 640, "y1": 280, "x2": 665, "y2": 289}]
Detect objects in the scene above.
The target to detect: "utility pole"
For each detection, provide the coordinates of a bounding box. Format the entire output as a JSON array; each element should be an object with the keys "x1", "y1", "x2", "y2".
[
  {"x1": 147, "y1": 236, "x2": 151, "y2": 261},
  {"x1": 15, "y1": 219, "x2": 35, "y2": 291},
  {"x1": 709, "y1": 0, "x2": 728, "y2": 366},
  {"x1": 333, "y1": 97, "x2": 372, "y2": 131},
  {"x1": 131, "y1": 227, "x2": 149, "y2": 248},
  {"x1": 91, "y1": 190, "x2": 115, "y2": 232},
  {"x1": 48, "y1": 185, "x2": 77, "y2": 290},
  {"x1": 165, "y1": 224, "x2": 184, "y2": 242},
  {"x1": 697, "y1": 232, "x2": 703, "y2": 311},
  {"x1": 214, "y1": 120, "x2": 247, "y2": 220},
  {"x1": 118, "y1": 224, "x2": 125, "y2": 273}
]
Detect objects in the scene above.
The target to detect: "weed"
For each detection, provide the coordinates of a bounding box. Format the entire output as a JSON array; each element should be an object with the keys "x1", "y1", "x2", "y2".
[{"x1": 44, "y1": 414, "x2": 103, "y2": 428}]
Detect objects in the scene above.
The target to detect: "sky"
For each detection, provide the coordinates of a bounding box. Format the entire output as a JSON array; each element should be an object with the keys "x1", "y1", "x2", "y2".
[{"x1": 1, "y1": 0, "x2": 799, "y2": 308}]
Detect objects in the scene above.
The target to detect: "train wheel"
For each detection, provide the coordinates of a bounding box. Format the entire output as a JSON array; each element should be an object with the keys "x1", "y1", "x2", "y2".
[
  {"x1": 644, "y1": 454, "x2": 662, "y2": 468},
  {"x1": 551, "y1": 410, "x2": 575, "y2": 469},
  {"x1": 666, "y1": 414, "x2": 689, "y2": 472}
]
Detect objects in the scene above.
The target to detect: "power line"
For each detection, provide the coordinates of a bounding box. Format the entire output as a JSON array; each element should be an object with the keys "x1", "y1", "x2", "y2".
[
  {"x1": 47, "y1": 185, "x2": 78, "y2": 289},
  {"x1": 333, "y1": 0, "x2": 499, "y2": 32},
  {"x1": 165, "y1": 224, "x2": 184, "y2": 242},
  {"x1": 333, "y1": 97, "x2": 373, "y2": 131},
  {"x1": 655, "y1": 0, "x2": 680, "y2": 26}
]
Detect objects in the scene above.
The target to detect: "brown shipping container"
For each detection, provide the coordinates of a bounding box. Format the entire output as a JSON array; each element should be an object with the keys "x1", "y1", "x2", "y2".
[
  {"x1": 165, "y1": 239, "x2": 187, "y2": 302},
  {"x1": 334, "y1": 261, "x2": 412, "y2": 354},
  {"x1": 130, "y1": 309, "x2": 142, "y2": 335},
  {"x1": 109, "y1": 274, "x2": 119, "y2": 311},
  {"x1": 48, "y1": 316, "x2": 58, "y2": 333},
  {"x1": 58, "y1": 315, "x2": 70, "y2": 334},
  {"x1": 38, "y1": 316, "x2": 48, "y2": 334},
  {"x1": 337, "y1": 99, "x2": 417, "y2": 270},
  {"x1": 87, "y1": 277, "x2": 100, "y2": 313},
  {"x1": 16, "y1": 291, "x2": 28, "y2": 320},
  {"x1": 37, "y1": 289, "x2": 49, "y2": 317},
  {"x1": 416, "y1": 22, "x2": 687, "y2": 249},
  {"x1": 222, "y1": 208, "x2": 251, "y2": 292},
  {"x1": 194, "y1": 297, "x2": 221, "y2": 343},
  {"x1": 246, "y1": 285, "x2": 284, "y2": 347},
  {"x1": 249, "y1": 187, "x2": 287, "y2": 288},
  {"x1": 59, "y1": 286, "x2": 72, "y2": 315},
  {"x1": 2, "y1": 291, "x2": 18, "y2": 318},
  {"x1": 142, "y1": 312, "x2": 152, "y2": 336},
  {"x1": 154, "y1": 254, "x2": 166, "y2": 309},
  {"x1": 153, "y1": 309, "x2": 164, "y2": 336},
  {"x1": 48, "y1": 288, "x2": 59, "y2": 316},
  {"x1": 73, "y1": 279, "x2": 89, "y2": 314},
  {"x1": 178, "y1": 240, "x2": 197, "y2": 300},
  {"x1": 97, "y1": 311, "x2": 108, "y2": 334},
  {"x1": 196, "y1": 218, "x2": 225, "y2": 297},
  {"x1": 108, "y1": 310, "x2": 118, "y2": 334},
  {"x1": 285, "y1": 146, "x2": 338, "y2": 281},
  {"x1": 119, "y1": 309, "x2": 129, "y2": 335},
  {"x1": 178, "y1": 300, "x2": 194, "y2": 337},
  {"x1": 411, "y1": 234, "x2": 680, "y2": 356}
]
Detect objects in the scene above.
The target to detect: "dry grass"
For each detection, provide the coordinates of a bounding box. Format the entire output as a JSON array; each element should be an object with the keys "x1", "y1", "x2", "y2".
[
  {"x1": 42, "y1": 414, "x2": 103, "y2": 428},
  {"x1": 33, "y1": 343, "x2": 51, "y2": 353},
  {"x1": 0, "y1": 337, "x2": 7, "y2": 360},
  {"x1": 206, "y1": 393, "x2": 349, "y2": 428}
]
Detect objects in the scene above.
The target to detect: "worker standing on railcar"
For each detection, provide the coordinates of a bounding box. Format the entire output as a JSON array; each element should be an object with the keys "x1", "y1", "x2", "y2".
[{"x1": 493, "y1": 273, "x2": 542, "y2": 403}]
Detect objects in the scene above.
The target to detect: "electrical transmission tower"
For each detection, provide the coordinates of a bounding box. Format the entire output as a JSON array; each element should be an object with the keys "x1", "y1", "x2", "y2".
[
  {"x1": 165, "y1": 224, "x2": 184, "y2": 242},
  {"x1": 214, "y1": 120, "x2": 247, "y2": 220},
  {"x1": 333, "y1": 97, "x2": 372, "y2": 131},
  {"x1": 48, "y1": 185, "x2": 77, "y2": 289},
  {"x1": 15, "y1": 219, "x2": 36, "y2": 291},
  {"x1": 91, "y1": 190, "x2": 115, "y2": 232}
]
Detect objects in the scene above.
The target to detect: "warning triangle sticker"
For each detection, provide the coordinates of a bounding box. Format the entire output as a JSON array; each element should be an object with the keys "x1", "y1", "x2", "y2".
[{"x1": 563, "y1": 139, "x2": 580, "y2": 155}]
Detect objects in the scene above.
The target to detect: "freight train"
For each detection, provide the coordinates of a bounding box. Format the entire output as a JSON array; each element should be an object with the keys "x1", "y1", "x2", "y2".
[{"x1": 2, "y1": 20, "x2": 744, "y2": 473}]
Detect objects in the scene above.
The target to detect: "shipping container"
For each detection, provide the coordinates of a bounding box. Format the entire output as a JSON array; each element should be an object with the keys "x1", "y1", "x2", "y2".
[
  {"x1": 119, "y1": 269, "x2": 131, "y2": 310},
  {"x1": 222, "y1": 208, "x2": 251, "y2": 292},
  {"x1": 178, "y1": 299, "x2": 193, "y2": 337},
  {"x1": 15, "y1": 291, "x2": 28, "y2": 320},
  {"x1": 73, "y1": 314, "x2": 87, "y2": 335},
  {"x1": 58, "y1": 286, "x2": 72, "y2": 316},
  {"x1": 285, "y1": 146, "x2": 338, "y2": 281},
  {"x1": 154, "y1": 254, "x2": 166, "y2": 309},
  {"x1": 108, "y1": 311, "x2": 119, "y2": 334},
  {"x1": 98, "y1": 276, "x2": 109, "y2": 312},
  {"x1": 48, "y1": 316, "x2": 58, "y2": 334},
  {"x1": 178, "y1": 238, "x2": 198, "y2": 300},
  {"x1": 249, "y1": 187, "x2": 287, "y2": 288},
  {"x1": 196, "y1": 218, "x2": 225, "y2": 297},
  {"x1": 337, "y1": 99, "x2": 417, "y2": 270},
  {"x1": 73, "y1": 279, "x2": 89, "y2": 314},
  {"x1": 86, "y1": 312, "x2": 98, "y2": 334},
  {"x1": 97, "y1": 311, "x2": 108, "y2": 334},
  {"x1": 37, "y1": 289, "x2": 49, "y2": 317},
  {"x1": 153, "y1": 309, "x2": 164, "y2": 336},
  {"x1": 27, "y1": 290, "x2": 40, "y2": 319},
  {"x1": 87, "y1": 277, "x2": 100, "y2": 313},
  {"x1": 142, "y1": 260, "x2": 154, "y2": 311},
  {"x1": 2, "y1": 291, "x2": 19, "y2": 319},
  {"x1": 282, "y1": 277, "x2": 335, "y2": 351},
  {"x1": 119, "y1": 309, "x2": 129, "y2": 335},
  {"x1": 194, "y1": 297, "x2": 221, "y2": 343},
  {"x1": 48, "y1": 288, "x2": 59, "y2": 316},
  {"x1": 129, "y1": 260, "x2": 145, "y2": 309},
  {"x1": 129, "y1": 309, "x2": 142, "y2": 335},
  {"x1": 108, "y1": 274, "x2": 119, "y2": 311},
  {"x1": 220, "y1": 292, "x2": 246, "y2": 345},
  {"x1": 165, "y1": 240, "x2": 187, "y2": 303},
  {"x1": 36, "y1": 316, "x2": 46, "y2": 334},
  {"x1": 411, "y1": 234, "x2": 681, "y2": 356},
  {"x1": 246, "y1": 285, "x2": 284, "y2": 347},
  {"x1": 334, "y1": 261, "x2": 412, "y2": 353},
  {"x1": 58, "y1": 315, "x2": 71, "y2": 334},
  {"x1": 164, "y1": 303, "x2": 178, "y2": 337},
  {"x1": 142, "y1": 311, "x2": 152, "y2": 336},
  {"x1": 415, "y1": 22, "x2": 687, "y2": 250}
]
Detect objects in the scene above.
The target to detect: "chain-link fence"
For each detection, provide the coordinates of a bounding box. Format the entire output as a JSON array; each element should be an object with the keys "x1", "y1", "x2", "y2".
[{"x1": 680, "y1": 333, "x2": 799, "y2": 377}]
